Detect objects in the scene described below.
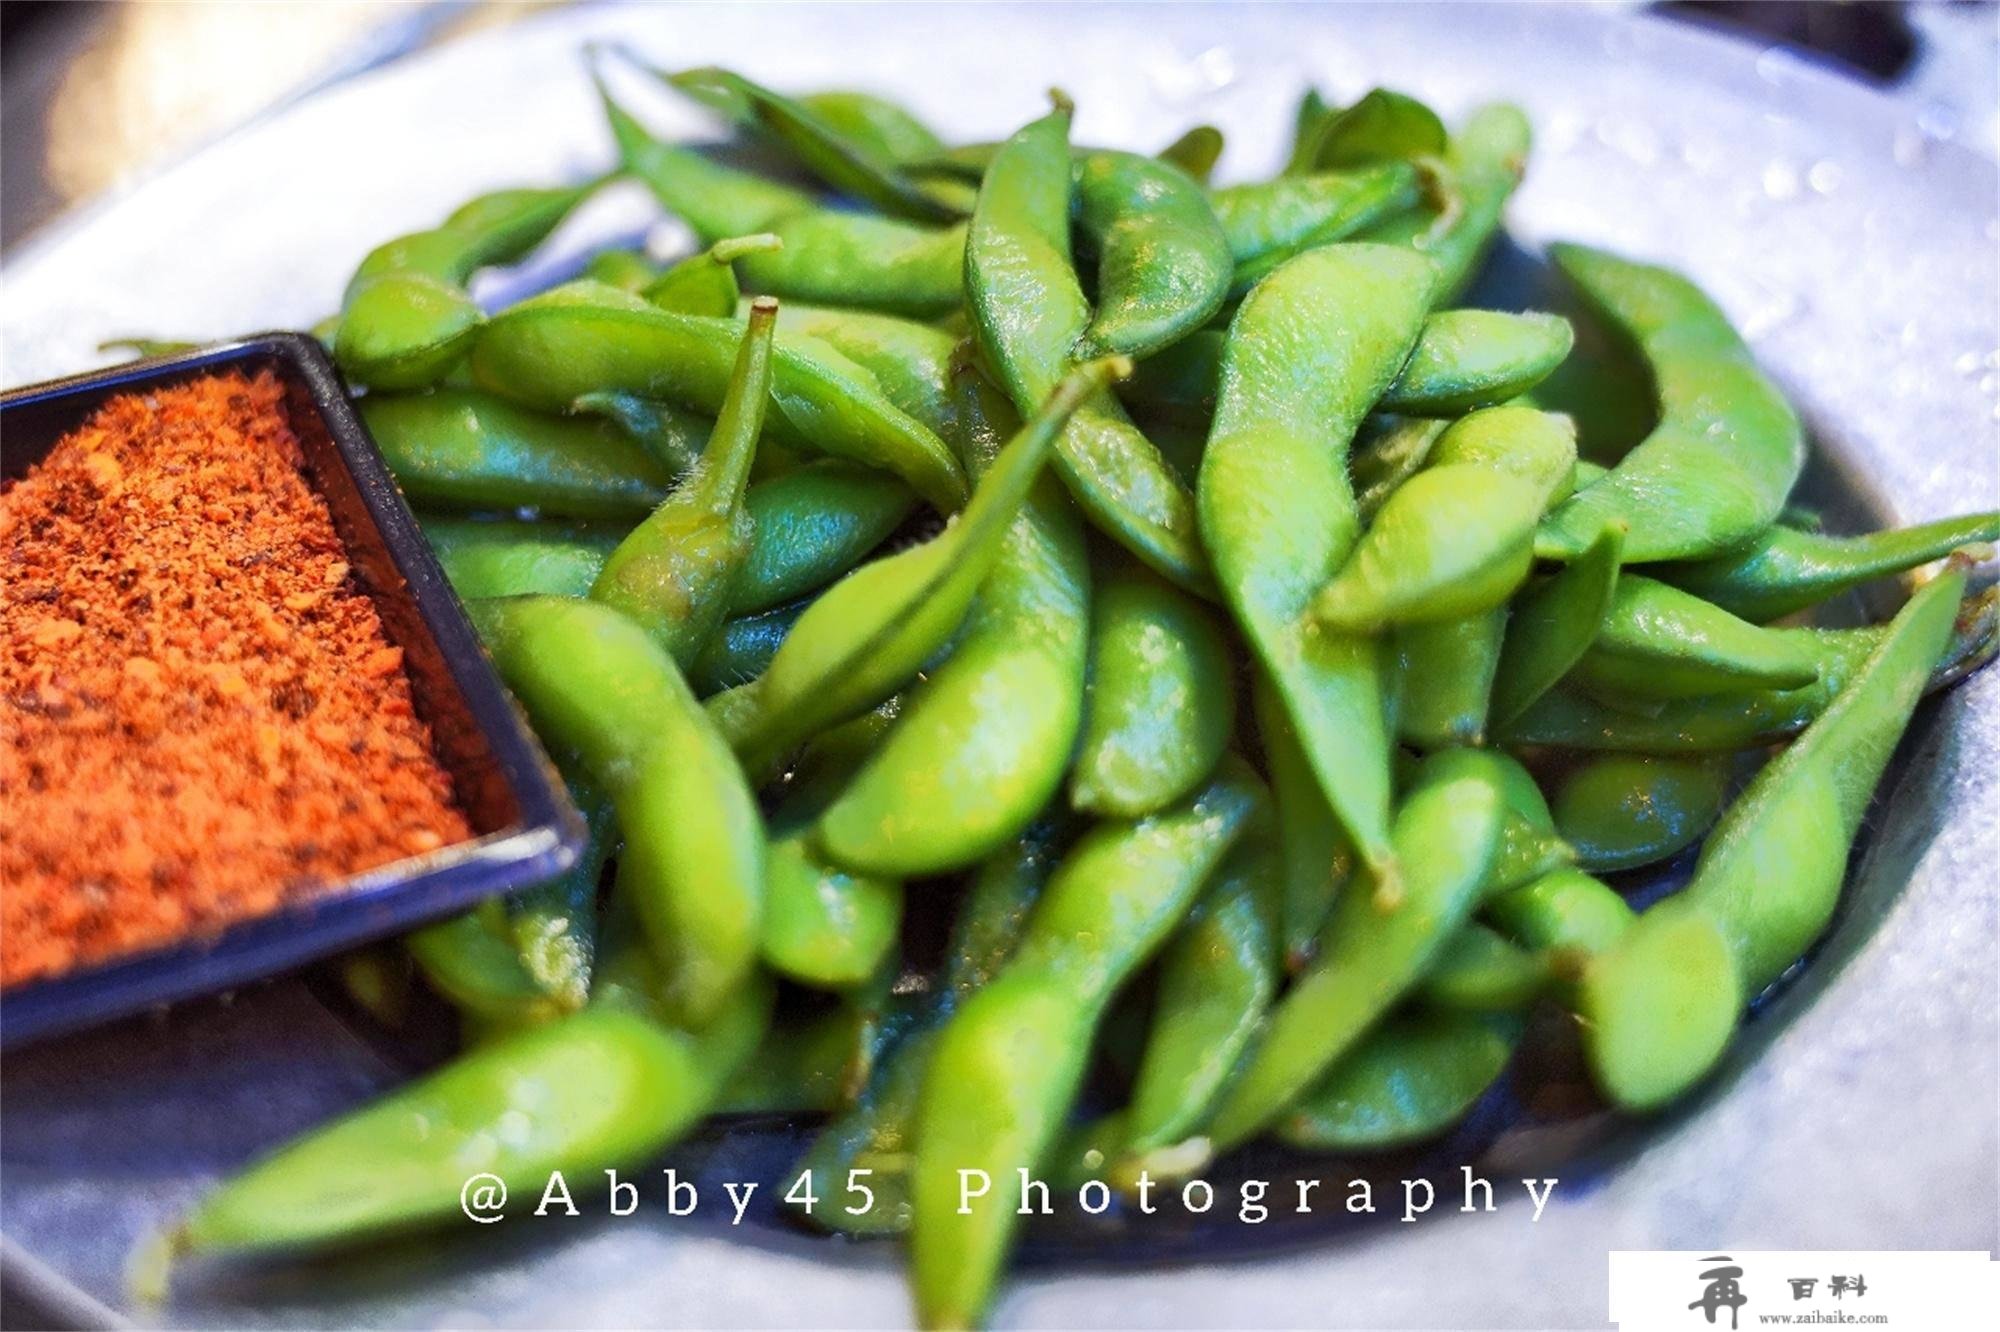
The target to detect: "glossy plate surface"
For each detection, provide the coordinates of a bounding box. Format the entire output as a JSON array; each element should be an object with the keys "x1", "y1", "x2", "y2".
[{"x1": 1, "y1": 3, "x2": 1994, "y2": 1327}]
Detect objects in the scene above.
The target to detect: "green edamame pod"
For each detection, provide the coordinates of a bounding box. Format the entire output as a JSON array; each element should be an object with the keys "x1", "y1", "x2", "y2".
[
  {"x1": 420, "y1": 517, "x2": 625, "y2": 600},
  {"x1": 770, "y1": 302, "x2": 959, "y2": 434},
  {"x1": 1201, "y1": 242, "x2": 1437, "y2": 882},
  {"x1": 1393, "y1": 608, "x2": 1507, "y2": 749},
  {"x1": 741, "y1": 213, "x2": 967, "y2": 318},
  {"x1": 656, "y1": 62, "x2": 965, "y2": 221},
  {"x1": 1309, "y1": 88, "x2": 1449, "y2": 170},
  {"x1": 1502, "y1": 583, "x2": 1996, "y2": 751},
  {"x1": 406, "y1": 899, "x2": 567, "y2": 1029},
  {"x1": 1552, "y1": 753, "x2": 1732, "y2": 873},
  {"x1": 1361, "y1": 103, "x2": 1529, "y2": 302},
  {"x1": 1282, "y1": 87, "x2": 1335, "y2": 176},
  {"x1": 470, "y1": 596, "x2": 764, "y2": 1026},
  {"x1": 1122, "y1": 817, "x2": 1281, "y2": 1153},
  {"x1": 1414, "y1": 923, "x2": 1555, "y2": 1012},
  {"x1": 156, "y1": 1002, "x2": 749, "y2": 1265},
  {"x1": 568, "y1": 390, "x2": 711, "y2": 479},
  {"x1": 1581, "y1": 571, "x2": 1968, "y2": 1111},
  {"x1": 796, "y1": 89, "x2": 946, "y2": 163},
  {"x1": 760, "y1": 833, "x2": 901, "y2": 989},
  {"x1": 1074, "y1": 148, "x2": 1232, "y2": 359},
  {"x1": 337, "y1": 180, "x2": 599, "y2": 389},
  {"x1": 1569, "y1": 575, "x2": 1823, "y2": 701},
  {"x1": 1411, "y1": 746, "x2": 1572, "y2": 894},
  {"x1": 1315, "y1": 406, "x2": 1576, "y2": 631},
  {"x1": 1488, "y1": 520, "x2": 1625, "y2": 727},
  {"x1": 733, "y1": 461, "x2": 917, "y2": 614},
  {"x1": 969, "y1": 101, "x2": 1210, "y2": 592},
  {"x1": 814, "y1": 364, "x2": 1091, "y2": 876},
  {"x1": 1353, "y1": 415, "x2": 1449, "y2": 523},
  {"x1": 591, "y1": 298, "x2": 777, "y2": 665},
  {"x1": 581, "y1": 247, "x2": 660, "y2": 292},
  {"x1": 1157, "y1": 124, "x2": 1225, "y2": 183},
  {"x1": 644, "y1": 233, "x2": 781, "y2": 316},
  {"x1": 714, "y1": 359, "x2": 1119, "y2": 775},
  {"x1": 1486, "y1": 865, "x2": 1635, "y2": 957},
  {"x1": 690, "y1": 601, "x2": 805, "y2": 697},
  {"x1": 598, "y1": 76, "x2": 813, "y2": 240},
  {"x1": 1211, "y1": 162, "x2": 1425, "y2": 294},
  {"x1": 468, "y1": 293, "x2": 966, "y2": 512},
  {"x1": 794, "y1": 821, "x2": 1068, "y2": 1238},
  {"x1": 1204, "y1": 753, "x2": 1505, "y2": 1150},
  {"x1": 1659, "y1": 511, "x2": 2000, "y2": 623},
  {"x1": 1071, "y1": 562, "x2": 1236, "y2": 817},
  {"x1": 1685, "y1": 569, "x2": 1966, "y2": 995},
  {"x1": 910, "y1": 760, "x2": 1261, "y2": 1329},
  {"x1": 1276, "y1": 1009, "x2": 1518, "y2": 1151},
  {"x1": 1379, "y1": 310, "x2": 1575, "y2": 416},
  {"x1": 1252, "y1": 671, "x2": 1354, "y2": 971},
  {"x1": 509, "y1": 772, "x2": 614, "y2": 1010},
  {"x1": 1537, "y1": 243, "x2": 1805, "y2": 563},
  {"x1": 362, "y1": 391, "x2": 671, "y2": 518}
]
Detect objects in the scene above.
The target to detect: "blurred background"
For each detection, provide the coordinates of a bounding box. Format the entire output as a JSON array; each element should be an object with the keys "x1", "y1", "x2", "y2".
[{"x1": 1, "y1": 0, "x2": 1995, "y2": 258}]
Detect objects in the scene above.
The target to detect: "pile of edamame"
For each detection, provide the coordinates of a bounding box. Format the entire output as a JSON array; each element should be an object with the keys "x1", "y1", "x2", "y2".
[{"x1": 145, "y1": 56, "x2": 1999, "y2": 1328}]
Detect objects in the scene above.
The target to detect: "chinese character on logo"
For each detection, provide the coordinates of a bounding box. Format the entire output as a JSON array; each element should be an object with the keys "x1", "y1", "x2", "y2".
[
  {"x1": 1788, "y1": 1277, "x2": 1818, "y2": 1300},
  {"x1": 1829, "y1": 1274, "x2": 1867, "y2": 1299},
  {"x1": 1690, "y1": 1256, "x2": 1748, "y2": 1329}
]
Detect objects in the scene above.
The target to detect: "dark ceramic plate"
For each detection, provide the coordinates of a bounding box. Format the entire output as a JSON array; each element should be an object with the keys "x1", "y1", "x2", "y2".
[{"x1": 0, "y1": 335, "x2": 584, "y2": 1047}]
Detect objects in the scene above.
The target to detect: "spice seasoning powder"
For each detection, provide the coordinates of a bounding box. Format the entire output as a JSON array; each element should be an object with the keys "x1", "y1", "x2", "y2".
[{"x1": 1, "y1": 370, "x2": 470, "y2": 988}]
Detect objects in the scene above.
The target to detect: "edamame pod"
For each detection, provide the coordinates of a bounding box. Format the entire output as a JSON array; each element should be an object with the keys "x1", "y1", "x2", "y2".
[
  {"x1": 1537, "y1": 243, "x2": 1805, "y2": 563},
  {"x1": 910, "y1": 760, "x2": 1261, "y2": 1329},
  {"x1": 471, "y1": 596, "x2": 764, "y2": 1026},
  {"x1": 1276, "y1": 1009, "x2": 1518, "y2": 1151},
  {"x1": 569, "y1": 389, "x2": 711, "y2": 478},
  {"x1": 1580, "y1": 570, "x2": 1967, "y2": 1111},
  {"x1": 741, "y1": 213, "x2": 967, "y2": 318},
  {"x1": 468, "y1": 295, "x2": 966, "y2": 511},
  {"x1": 1361, "y1": 103, "x2": 1529, "y2": 301},
  {"x1": 1315, "y1": 406, "x2": 1576, "y2": 631},
  {"x1": 1414, "y1": 923, "x2": 1556, "y2": 1012},
  {"x1": 338, "y1": 180, "x2": 599, "y2": 389},
  {"x1": 1252, "y1": 671, "x2": 1354, "y2": 971},
  {"x1": 1211, "y1": 162, "x2": 1425, "y2": 293},
  {"x1": 760, "y1": 834, "x2": 901, "y2": 988},
  {"x1": 1122, "y1": 818, "x2": 1281, "y2": 1153},
  {"x1": 599, "y1": 77, "x2": 814, "y2": 239},
  {"x1": 1552, "y1": 753, "x2": 1732, "y2": 873},
  {"x1": 421, "y1": 517, "x2": 626, "y2": 599},
  {"x1": 1501, "y1": 584, "x2": 1995, "y2": 752},
  {"x1": 590, "y1": 298, "x2": 777, "y2": 665},
  {"x1": 644, "y1": 233, "x2": 781, "y2": 316},
  {"x1": 796, "y1": 89, "x2": 946, "y2": 163},
  {"x1": 813, "y1": 364, "x2": 1091, "y2": 876},
  {"x1": 1659, "y1": 510, "x2": 2000, "y2": 622},
  {"x1": 1201, "y1": 242, "x2": 1437, "y2": 880},
  {"x1": 1074, "y1": 148, "x2": 1232, "y2": 358},
  {"x1": 715, "y1": 359, "x2": 1121, "y2": 774},
  {"x1": 733, "y1": 461, "x2": 917, "y2": 614},
  {"x1": 656, "y1": 62, "x2": 966, "y2": 222},
  {"x1": 1378, "y1": 309, "x2": 1574, "y2": 415},
  {"x1": 1394, "y1": 609, "x2": 1507, "y2": 749},
  {"x1": 1071, "y1": 561, "x2": 1236, "y2": 816},
  {"x1": 158, "y1": 1003, "x2": 746, "y2": 1262},
  {"x1": 969, "y1": 101, "x2": 1211, "y2": 591},
  {"x1": 362, "y1": 391, "x2": 671, "y2": 517},
  {"x1": 1488, "y1": 520, "x2": 1626, "y2": 726},
  {"x1": 1203, "y1": 754, "x2": 1505, "y2": 1150},
  {"x1": 1486, "y1": 865, "x2": 1635, "y2": 957},
  {"x1": 1158, "y1": 124, "x2": 1225, "y2": 183},
  {"x1": 1568, "y1": 574, "x2": 1823, "y2": 701}
]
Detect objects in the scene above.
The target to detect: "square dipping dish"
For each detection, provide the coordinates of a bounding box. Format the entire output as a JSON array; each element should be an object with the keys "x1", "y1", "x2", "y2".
[{"x1": 0, "y1": 333, "x2": 585, "y2": 1047}]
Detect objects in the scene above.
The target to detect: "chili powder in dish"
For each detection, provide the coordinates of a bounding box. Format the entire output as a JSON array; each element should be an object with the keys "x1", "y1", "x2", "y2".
[{"x1": 0, "y1": 370, "x2": 470, "y2": 989}]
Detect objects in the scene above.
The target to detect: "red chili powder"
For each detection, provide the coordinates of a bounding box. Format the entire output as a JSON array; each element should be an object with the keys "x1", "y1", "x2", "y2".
[{"x1": 1, "y1": 370, "x2": 470, "y2": 988}]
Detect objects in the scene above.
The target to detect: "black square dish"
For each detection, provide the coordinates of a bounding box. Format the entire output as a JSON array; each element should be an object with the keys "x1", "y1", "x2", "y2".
[{"x1": 0, "y1": 333, "x2": 584, "y2": 1047}]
